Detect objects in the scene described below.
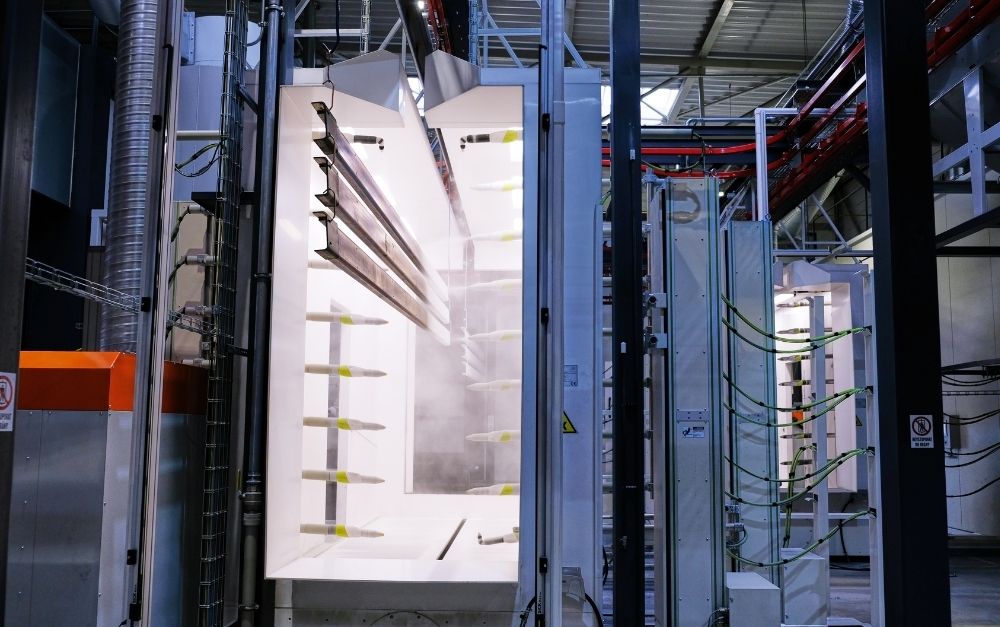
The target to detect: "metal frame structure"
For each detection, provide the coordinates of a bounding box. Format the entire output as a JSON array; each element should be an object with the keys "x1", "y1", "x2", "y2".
[
  {"x1": 467, "y1": 0, "x2": 587, "y2": 69},
  {"x1": 0, "y1": 2, "x2": 43, "y2": 624},
  {"x1": 931, "y1": 65, "x2": 1000, "y2": 218},
  {"x1": 197, "y1": 2, "x2": 249, "y2": 624},
  {"x1": 723, "y1": 220, "x2": 780, "y2": 580},
  {"x1": 535, "y1": 0, "x2": 566, "y2": 622},
  {"x1": 864, "y1": 0, "x2": 952, "y2": 623},
  {"x1": 652, "y1": 177, "x2": 726, "y2": 625},
  {"x1": 609, "y1": 0, "x2": 646, "y2": 622}
]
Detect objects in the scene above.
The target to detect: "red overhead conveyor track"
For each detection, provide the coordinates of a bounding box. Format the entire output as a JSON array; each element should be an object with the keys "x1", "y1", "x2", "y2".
[{"x1": 600, "y1": 0, "x2": 1000, "y2": 207}]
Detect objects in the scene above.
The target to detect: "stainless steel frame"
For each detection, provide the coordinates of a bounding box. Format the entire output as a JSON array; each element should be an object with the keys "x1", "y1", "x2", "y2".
[
  {"x1": 724, "y1": 221, "x2": 780, "y2": 579},
  {"x1": 650, "y1": 177, "x2": 726, "y2": 625}
]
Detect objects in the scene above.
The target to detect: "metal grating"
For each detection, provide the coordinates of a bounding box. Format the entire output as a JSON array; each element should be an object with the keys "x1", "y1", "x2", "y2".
[{"x1": 197, "y1": 0, "x2": 247, "y2": 624}]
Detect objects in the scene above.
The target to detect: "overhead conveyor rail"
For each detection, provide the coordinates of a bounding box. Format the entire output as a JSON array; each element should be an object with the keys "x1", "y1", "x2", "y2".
[
  {"x1": 596, "y1": 0, "x2": 1000, "y2": 210},
  {"x1": 310, "y1": 101, "x2": 450, "y2": 332}
]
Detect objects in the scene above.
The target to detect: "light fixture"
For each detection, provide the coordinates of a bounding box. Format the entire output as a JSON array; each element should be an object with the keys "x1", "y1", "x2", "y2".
[{"x1": 417, "y1": 0, "x2": 425, "y2": 9}]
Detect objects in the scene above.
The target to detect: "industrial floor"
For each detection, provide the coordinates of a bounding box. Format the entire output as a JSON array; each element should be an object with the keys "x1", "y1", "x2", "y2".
[
  {"x1": 602, "y1": 554, "x2": 1000, "y2": 625},
  {"x1": 830, "y1": 555, "x2": 1000, "y2": 626}
]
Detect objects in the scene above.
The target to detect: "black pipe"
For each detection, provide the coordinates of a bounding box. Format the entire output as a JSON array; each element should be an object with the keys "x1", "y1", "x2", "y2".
[{"x1": 239, "y1": 1, "x2": 281, "y2": 626}]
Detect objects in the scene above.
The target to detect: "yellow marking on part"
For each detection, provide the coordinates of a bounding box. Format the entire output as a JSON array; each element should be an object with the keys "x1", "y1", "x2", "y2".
[
  {"x1": 501, "y1": 232, "x2": 518, "y2": 241},
  {"x1": 335, "y1": 524, "x2": 349, "y2": 538},
  {"x1": 337, "y1": 417, "x2": 351, "y2": 430},
  {"x1": 500, "y1": 484, "x2": 514, "y2": 496},
  {"x1": 340, "y1": 314, "x2": 353, "y2": 325},
  {"x1": 338, "y1": 365, "x2": 353, "y2": 377},
  {"x1": 336, "y1": 470, "x2": 349, "y2": 483},
  {"x1": 500, "y1": 432, "x2": 512, "y2": 442},
  {"x1": 501, "y1": 183, "x2": 516, "y2": 191},
  {"x1": 500, "y1": 333, "x2": 516, "y2": 341},
  {"x1": 501, "y1": 130, "x2": 520, "y2": 143}
]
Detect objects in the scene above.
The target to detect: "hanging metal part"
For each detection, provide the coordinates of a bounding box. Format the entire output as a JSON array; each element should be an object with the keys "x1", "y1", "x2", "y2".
[
  {"x1": 100, "y1": 0, "x2": 161, "y2": 352},
  {"x1": 199, "y1": 1, "x2": 249, "y2": 625},
  {"x1": 240, "y1": 1, "x2": 282, "y2": 625}
]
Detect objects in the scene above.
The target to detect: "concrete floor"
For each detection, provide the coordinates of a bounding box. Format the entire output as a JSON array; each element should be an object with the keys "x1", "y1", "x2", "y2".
[
  {"x1": 830, "y1": 555, "x2": 1000, "y2": 626},
  {"x1": 601, "y1": 554, "x2": 1000, "y2": 625}
]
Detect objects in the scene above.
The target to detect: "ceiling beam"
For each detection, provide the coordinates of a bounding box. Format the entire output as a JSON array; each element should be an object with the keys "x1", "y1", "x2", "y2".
[
  {"x1": 698, "y1": 0, "x2": 735, "y2": 57},
  {"x1": 675, "y1": 74, "x2": 792, "y2": 117},
  {"x1": 566, "y1": 0, "x2": 578, "y2": 39},
  {"x1": 574, "y1": 49, "x2": 806, "y2": 72},
  {"x1": 666, "y1": 0, "x2": 736, "y2": 122}
]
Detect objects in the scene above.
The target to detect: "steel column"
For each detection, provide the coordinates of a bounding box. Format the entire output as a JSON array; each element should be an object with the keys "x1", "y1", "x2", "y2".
[
  {"x1": 535, "y1": 0, "x2": 565, "y2": 622},
  {"x1": 864, "y1": 0, "x2": 951, "y2": 623},
  {"x1": 0, "y1": 2, "x2": 42, "y2": 623},
  {"x1": 610, "y1": 0, "x2": 645, "y2": 619}
]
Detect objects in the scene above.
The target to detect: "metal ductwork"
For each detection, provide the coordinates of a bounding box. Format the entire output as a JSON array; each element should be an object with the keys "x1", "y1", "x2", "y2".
[
  {"x1": 90, "y1": 0, "x2": 122, "y2": 26},
  {"x1": 841, "y1": 0, "x2": 864, "y2": 54},
  {"x1": 99, "y1": 0, "x2": 158, "y2": 351}
]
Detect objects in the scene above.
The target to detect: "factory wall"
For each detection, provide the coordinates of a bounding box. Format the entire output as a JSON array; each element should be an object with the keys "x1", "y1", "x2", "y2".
[{"x1": 935, "y1": 192, "x2": 1000, "y2": 537}]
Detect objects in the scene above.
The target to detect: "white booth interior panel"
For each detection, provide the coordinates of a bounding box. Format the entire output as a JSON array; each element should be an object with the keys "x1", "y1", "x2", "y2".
[{"x1": 267, "y1": 62, "x2": 522, "y2": 583}]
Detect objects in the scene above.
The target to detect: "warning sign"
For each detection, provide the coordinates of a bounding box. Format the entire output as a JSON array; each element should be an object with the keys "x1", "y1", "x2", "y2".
[
  {"x1": 0, "y1": 372, "x2": 16, "y2": 432},
  {"x1": 909, "y1": 414, "x2": 934, "y2": 449},
  {"x1": 562, "y1": 411, "x2": 578, "y2": 434}
]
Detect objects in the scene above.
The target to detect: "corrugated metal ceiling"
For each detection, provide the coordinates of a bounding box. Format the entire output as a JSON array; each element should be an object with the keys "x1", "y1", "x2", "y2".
[{"x1": 46, "y1": 0, "x2": 849, "y2": 120}]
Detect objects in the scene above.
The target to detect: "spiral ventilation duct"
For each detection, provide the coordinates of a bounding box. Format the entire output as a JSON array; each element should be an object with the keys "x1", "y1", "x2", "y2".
[{"x1": 98, "y1": 0, "x2": 158, "y2": 351}]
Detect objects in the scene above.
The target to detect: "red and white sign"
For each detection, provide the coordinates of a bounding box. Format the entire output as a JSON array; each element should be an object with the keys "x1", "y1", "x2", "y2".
[{"x1": 0, "y1": 372, "x2": 15, "y2": 432}]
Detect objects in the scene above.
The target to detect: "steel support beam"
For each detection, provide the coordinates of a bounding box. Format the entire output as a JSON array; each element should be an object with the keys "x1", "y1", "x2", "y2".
[
  {"x1": 664, "y1": 0, "x2": 734, "y2": 123},
  {"x1": 934, "y1": 204, "x2": 1000, "y2": 247},
  {"x1": 0, "y1": 2, "x2": 42, "y2": 622},
  {"x1": 577, "y1": 49, "x2": 805, "y2": 72},
  {"x1": 610, "y1": 0, "x2": 645, "y2": 622},
  {"x1": 864, "y1": 0, "x2": 951, "y2": 624},
  {"x1": 936, "y1": 246, "x2": 1000, "y2": 257}
]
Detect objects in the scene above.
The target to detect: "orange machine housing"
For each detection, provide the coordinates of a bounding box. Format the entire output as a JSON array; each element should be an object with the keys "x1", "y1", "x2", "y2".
[{"x1": 17, "y1": 351, "x2": 207, "y2": 414}]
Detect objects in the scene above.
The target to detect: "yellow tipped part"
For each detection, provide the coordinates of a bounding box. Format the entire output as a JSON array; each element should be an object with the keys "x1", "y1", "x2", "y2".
[
  {"x1": 340, "y1": 314, "x2": 353, "y2": 324},
  {"x1": 336, "y1": 417, "x2": 351, "y2": 430},
  {"x1": 336, "y1": 470, "x2": 349, "y2": 484},
  {"x1": 500, "y1": 484, "x2": 514, "y2": 496},
  {"x1": 338, "y1": 365, "x2": 353, "y2": 377},
  {"x1": 335, "y1": 524, "x2": 349, "y2": 538}
]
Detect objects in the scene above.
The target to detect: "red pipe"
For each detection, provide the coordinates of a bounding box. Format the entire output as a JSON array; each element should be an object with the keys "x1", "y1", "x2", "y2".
[{"x1": 600, "y1": 1, "x2": 993, "y2": 184}]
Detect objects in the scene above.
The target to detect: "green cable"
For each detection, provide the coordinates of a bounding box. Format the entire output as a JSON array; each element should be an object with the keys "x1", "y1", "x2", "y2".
[
  {"x1": 728, "y1": 509, "x2": 875, "y2": 568},
  {"x1": 782, "y1": 444, "x2": 812, "y2": 547},
  {"x1": 726, "y1": 448, "x2": 871, "y2": 484},
  {"x1": 722, "y1": 294, "x2": 869, "y2": 343},
  {"x1": 725, "y1": 452, "x2": 858, "y2": 507},
  {"x1": 724, "y1": 391, "x2": 855, "y2": 427},
  {"x1": 725, "y1": 373, "x2": 866, "y2": 412},
  {"x1": 723, "y1": 317, "x2": 849, "y2": 354}
]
